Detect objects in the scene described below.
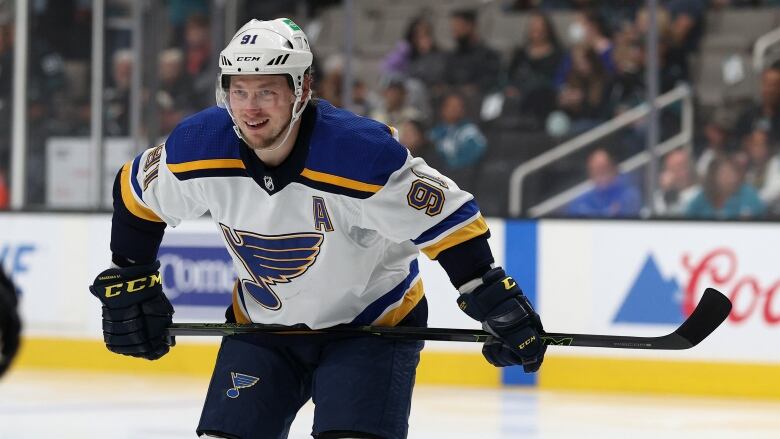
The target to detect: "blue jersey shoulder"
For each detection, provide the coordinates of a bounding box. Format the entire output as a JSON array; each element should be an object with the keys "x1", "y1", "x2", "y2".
[
  {"x1": 306, "y1": 100, "x2": 408, "y2": 187},
  {"x1": 165, "y1": 106, "x2": 241, "y2": 165}
]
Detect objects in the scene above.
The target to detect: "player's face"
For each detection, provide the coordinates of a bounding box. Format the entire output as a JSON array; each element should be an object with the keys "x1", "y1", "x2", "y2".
[{"x1": 229, "y1": 75, "x2": 296, "y2": 150}]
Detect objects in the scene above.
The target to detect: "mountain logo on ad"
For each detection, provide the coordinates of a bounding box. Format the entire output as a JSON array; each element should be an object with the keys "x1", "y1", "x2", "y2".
[{"x1": 613, "y1": 254, "x2": 683, "y2": 324}]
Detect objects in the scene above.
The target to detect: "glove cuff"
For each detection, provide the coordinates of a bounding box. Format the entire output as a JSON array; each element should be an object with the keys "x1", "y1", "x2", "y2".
[{"x1": 458, "y1": 277, "x2": 484, "y2": 295}]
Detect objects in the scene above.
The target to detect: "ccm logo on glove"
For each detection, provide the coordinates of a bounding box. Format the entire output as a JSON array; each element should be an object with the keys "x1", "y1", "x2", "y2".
[
  {"x1": 517, "y1": 335, "x2": 536, "y2": 350},
  {"x1": 99, "y1": 274, "x2": 161, "y2": 298}
]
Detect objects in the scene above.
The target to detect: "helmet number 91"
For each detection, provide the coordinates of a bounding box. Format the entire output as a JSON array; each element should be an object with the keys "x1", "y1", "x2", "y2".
[{"x1": 241, "y1": 34, "x2": 258, "y2": 45}]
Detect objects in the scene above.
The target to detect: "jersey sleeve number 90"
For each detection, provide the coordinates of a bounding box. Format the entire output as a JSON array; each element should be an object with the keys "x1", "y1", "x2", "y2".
[{"x1": 407, "y1": 179, "x2": 445, "y2": 217}]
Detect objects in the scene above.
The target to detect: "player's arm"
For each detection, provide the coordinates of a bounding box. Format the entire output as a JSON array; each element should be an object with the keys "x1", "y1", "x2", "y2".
[
  {"x1": 437, "y1": 239, "x2": 545, "y2": 373},
  {"x1": 90, "y1": 142, "x2": 207, "y2": 360},
  {"x1": 415, "y1": 203, "x2": 545, "y2": 373},
  {"x1": 0, "y1": 269, "x2": 21, "y2": 378},
  {"x1": 362, "y1": 152, "x2": 545, "y2": 372}
]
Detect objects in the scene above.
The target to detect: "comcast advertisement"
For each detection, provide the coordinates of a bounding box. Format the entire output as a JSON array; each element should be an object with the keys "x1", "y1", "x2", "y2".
[
  {"x1": 538, "y1": 220, "x2": 780, "y2": 363},
  {"x1": 156, "y1": 231, "x2": 236, "y2": 321}
]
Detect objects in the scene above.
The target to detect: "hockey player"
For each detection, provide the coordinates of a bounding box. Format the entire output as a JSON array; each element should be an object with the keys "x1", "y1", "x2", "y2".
[
  {"x1": 0, "y1": 269, "x2": 21, "y2": 378},
  {"x1": 89, "y1": 18, "x2": 546, "y2": 439}
]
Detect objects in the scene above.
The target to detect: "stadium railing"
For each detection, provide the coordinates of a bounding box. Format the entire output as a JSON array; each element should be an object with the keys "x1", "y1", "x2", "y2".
[{"x1": 507, "y1": 84, "x2": 693, "y2": 218}]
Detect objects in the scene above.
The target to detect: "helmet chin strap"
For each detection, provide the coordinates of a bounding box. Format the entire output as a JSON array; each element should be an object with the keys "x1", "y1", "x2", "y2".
[{"x1": 236, "y1": 89, "x2": 311, "y2": 155}]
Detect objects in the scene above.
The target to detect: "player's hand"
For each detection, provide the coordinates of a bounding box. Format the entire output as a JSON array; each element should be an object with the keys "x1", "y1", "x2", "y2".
[
  {"x1": 0, "y1": 269, "x2": 21, "y2": 377},
  {"x1": 89, "y1": 261, "x2": 175, "y2": 360},
  {"x1": 456, "y1": 267, "x2": 546, "y2": 372}
]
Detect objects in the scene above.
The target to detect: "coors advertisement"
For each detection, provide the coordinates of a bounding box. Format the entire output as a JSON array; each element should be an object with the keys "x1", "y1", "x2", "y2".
[{"x1": 540, "y1": 220, "x2": 780, "y2": 362}]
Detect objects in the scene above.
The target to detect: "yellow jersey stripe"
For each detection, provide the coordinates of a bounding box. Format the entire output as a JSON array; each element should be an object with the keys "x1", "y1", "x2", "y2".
[
  {"x1": 373, "y1": 279, "x2": 425, "y2": 327},
  {"x1": 167, "y1": 159, "x2": 246, "y2": 173},
  {"x1": 388, "y1": 125, "x2": 399, "y2": 141},
  {"x1": 120, "y1": 162, "x2": 163, "y2": 222},
  {"x1": 300, "y1": 168, "x2": 383, "y2": 193},
  {"x1": 421, "y1": 216, "x2": 489, "y2": 259}
]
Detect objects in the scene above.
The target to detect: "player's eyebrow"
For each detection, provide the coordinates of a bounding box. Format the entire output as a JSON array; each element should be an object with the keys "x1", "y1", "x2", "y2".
[{"x1": 231, "y1": 78, "x2": 286, "y2": 89}]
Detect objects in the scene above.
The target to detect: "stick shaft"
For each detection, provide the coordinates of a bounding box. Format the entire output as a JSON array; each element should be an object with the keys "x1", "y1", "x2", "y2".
[
  {"x1": 168, "y1": 288, "x2": 731, "y2": 351},
  {"x1": 167, "y1": 325, "x2": 686, "y2": 349}
]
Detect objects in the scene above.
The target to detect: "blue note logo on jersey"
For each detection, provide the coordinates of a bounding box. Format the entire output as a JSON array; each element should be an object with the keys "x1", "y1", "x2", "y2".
[
  {"x1": 613, "y1": 254, "x2": 683, "y2": 324},
  {"x1": 226, "y1": 372, "x2": 260, "y2": 399},
  {"x1": 220, "y1": 224, "x2": 323, "y2": 310}
]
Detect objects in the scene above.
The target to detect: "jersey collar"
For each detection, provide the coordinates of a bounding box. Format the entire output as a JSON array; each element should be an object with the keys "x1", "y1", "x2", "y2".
[{"x1": 239, "y1": 100, "x2": 317, "y2": 195}]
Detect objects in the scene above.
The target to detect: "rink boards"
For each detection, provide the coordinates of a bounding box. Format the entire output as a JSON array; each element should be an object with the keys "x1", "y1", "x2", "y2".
[{"x1": 1, "y1": 213, "x2": 779, "y2": 398}]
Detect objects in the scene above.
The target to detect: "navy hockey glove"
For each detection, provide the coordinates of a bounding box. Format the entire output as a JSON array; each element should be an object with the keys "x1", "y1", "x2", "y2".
[
  {"x1": 89, "y1": 261, "x2": 174, "y2": 360},
  {"x1": 0, "y1": 269, "x2": 21, "y2": 378},
  {"x1": 456, "y1": 267, "x2": 546, "y2": 372}
]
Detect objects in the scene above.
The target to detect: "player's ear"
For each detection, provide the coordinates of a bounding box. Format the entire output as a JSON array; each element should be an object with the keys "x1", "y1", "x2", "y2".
[{"x1": 301, "y1": 73, "x2": 313, "y2": 100}]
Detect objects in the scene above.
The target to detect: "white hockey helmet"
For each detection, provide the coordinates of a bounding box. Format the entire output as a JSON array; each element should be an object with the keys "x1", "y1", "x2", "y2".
[{"x1": 216, "y1": 18, "x2": 313, "y2": 144}]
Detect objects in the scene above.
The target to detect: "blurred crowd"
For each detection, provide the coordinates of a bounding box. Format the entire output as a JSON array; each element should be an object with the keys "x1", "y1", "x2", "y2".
[{"x1": 0, "y1": 0, "x2": 779, "y2": 220}]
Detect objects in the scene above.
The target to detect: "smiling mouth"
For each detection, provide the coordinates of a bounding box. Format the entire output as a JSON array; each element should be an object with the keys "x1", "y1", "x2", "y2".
[{"x1": 245, "y1": 118, "x2": 270, "y2": 130}]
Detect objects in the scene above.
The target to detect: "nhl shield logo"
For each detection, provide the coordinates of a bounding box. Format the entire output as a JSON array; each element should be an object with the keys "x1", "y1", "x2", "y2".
[{"x1": 264, "y1": 176, "x2": 275, "y2": 191}]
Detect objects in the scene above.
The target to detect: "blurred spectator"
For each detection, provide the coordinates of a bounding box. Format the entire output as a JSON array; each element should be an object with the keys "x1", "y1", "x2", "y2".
[
  {"x1": 444, "y1": 9, "x2": 501, "y2": 97},
  {"x1": 405, "y1": 17, "x2": 447, "y2": 94},
  {"x1": 381, "y1": 15, "x2": 444, "y2": 115},
  {"x1": 566, "y1": 148, "x2": 642, "y2": 217},
  {"x1": 183, "y1": 14, "x2": 214, "y2": 109},
  {"x1": 556, "y1": 45, "x2": 613, "y2": 133},
  {"x1": 26, "y1": 16, "x2": 67, "y2": 204},
  {"x1": 709, "y1": 0, "x2": 759, "y2": 7},
  {"x1": 612, "y1": 4, "x2": 684, "y2": 99},
  {"x1": 382, "y1": 16, "x2": 446, "y2": 87},
  {"x1": 504, "y1": 10, "x2": 562, "y2": 124},
  {"x1": 556, "y1": 9, "x2": 615, "y2": 87},
  {"x1": 32, "y1": 0, "x2": 91, "y2": 61},
  {"x1": 696, "y1": 110, "x2": 736, "y2": 177},
  {"x1": 382, "y1": 24, "x2": 413, "y2": 78},
  {"x1": 157, "y1": 48, "x2": 196, "y2": 134},
  {"x1": 654, "y1": 149, "x2": 701, "y2": 216},
  {"x1": 28, "y1": 36, "x2": 66, "y2": 115},
  {"x1": 735, "y1": 62, "x2": 780, "y2": 144},
  {"x1": 317, "y1": 55, "x2": 346, "y2": 107},
  {"x1": 505, "y1": 0, "x2": 542, "y2": 9},
  {"x1": 168, "y1": 0, "x2": 208, "y2": 46},
  {"x1": 46, "y1": 94, "x2": 91, "y2": 136},
  {"x1": 351, "y1": 79, "x2": 377, "y2": 117},
  {"x1": 316, "y1": 54, "x2": 378, "y2": 116},
  {"x1": 399, "y1": 118, "x2": 433, "y2": 159},
  {"x1": 662, "y1": 0, "x2": 705, "y2": 81},
  {"x1": 429, "y1": 93, "x2": 487, "y2": 169},
  {"x1": 370, "y1": 79, "x2": 425, "y2": 129},
  {"x1": 105, "y1": 49, "x2": 133, "y2": 136},
  {"x1": 686, "y1": 155, "x2": 765, "y2": 219},
  {"x1": 742, "y1": 128, "x2": 780, "y2": 209},
  {"x1": 610, "y1": 24, "x2": 646, "y2": 115}
]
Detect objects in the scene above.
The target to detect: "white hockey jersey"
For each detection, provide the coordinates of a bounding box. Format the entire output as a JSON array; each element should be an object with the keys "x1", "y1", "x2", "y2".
[{"x1": 117, "y1": 100, "x2": 488, "y2": 329}]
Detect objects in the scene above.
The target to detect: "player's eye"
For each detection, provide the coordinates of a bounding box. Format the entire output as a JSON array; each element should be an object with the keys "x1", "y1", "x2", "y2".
[
  {"x1": 258, "y1": 89, "x2": 277, "y2": 99},
  {"x1": 231, "y1": 89, "x2": 249, "y2": 99}
]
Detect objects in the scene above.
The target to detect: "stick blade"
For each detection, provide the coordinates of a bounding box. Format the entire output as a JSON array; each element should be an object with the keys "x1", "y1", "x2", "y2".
[{"x1": 673, "y1": 288, "x2": 732, "y2": 348}]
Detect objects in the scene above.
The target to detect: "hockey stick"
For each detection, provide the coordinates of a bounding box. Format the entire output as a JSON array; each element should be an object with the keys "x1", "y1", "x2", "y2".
[{"x1": 167, "y1": 287, "x2": 732, "y2": 350}]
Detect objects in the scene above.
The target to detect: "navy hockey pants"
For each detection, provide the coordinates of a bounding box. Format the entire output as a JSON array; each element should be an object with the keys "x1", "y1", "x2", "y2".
[{"x1": 196, "y1": 335, "x2": 424, "y2": 439}]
